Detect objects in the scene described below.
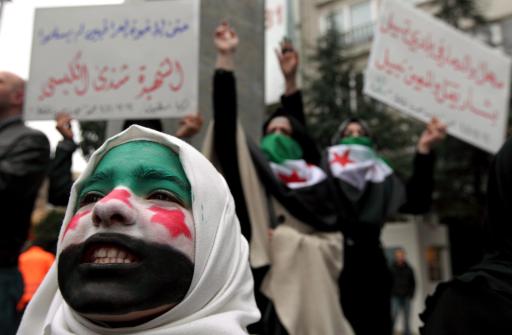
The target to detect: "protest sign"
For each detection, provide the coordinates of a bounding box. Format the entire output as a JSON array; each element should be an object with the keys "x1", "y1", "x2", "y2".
[
  {"x1": 364, "y1": 0, "x2": 511, "y2": 153},
  {"x1": 24, "y1": 0, "x2": 199, "y2": 120}
]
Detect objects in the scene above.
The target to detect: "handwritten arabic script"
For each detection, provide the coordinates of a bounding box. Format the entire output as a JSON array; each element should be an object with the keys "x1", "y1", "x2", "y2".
[
  {"x1": 365, "y1": 0, "x2": 510, "y2": 153},
  {"x1": 38, "y1": 19, "x2": 189, "y2": 45},
  {"x1": 38, "y1": 51, "x2": 185, "y2": 102},
  {"x1": 25, "y1": 1, "x2": 199, "y2": 121}
]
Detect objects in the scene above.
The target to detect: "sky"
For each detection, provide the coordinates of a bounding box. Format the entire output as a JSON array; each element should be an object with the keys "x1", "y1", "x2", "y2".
[{"x1": 0, "y1": 0, "x2": 124, "y2": 172}]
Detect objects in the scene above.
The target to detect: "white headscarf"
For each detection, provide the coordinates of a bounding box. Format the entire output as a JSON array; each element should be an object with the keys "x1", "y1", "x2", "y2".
[{"x1": 17, "y1": 125, "x2": 260, "y2": 335}]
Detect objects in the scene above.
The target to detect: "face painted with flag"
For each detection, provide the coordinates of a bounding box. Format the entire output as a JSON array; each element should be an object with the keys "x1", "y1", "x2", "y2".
[
  {"x1": 58, "y1": 140, "x2": 195, "y2": 325},
  {"x1": 328, "y1": 136, "x2": 392, "y2": 190}
]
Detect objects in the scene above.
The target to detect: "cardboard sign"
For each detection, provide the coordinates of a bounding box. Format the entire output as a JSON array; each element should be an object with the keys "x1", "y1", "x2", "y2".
[
  {"x1": 25, "y1": 0, "x2": 199, "y2": 120},
  {"x1": 364, "y1": 0, "x2": 511, "y2": 153}
]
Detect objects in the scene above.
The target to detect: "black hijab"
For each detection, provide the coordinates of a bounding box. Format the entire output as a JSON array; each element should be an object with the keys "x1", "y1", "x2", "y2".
[{"x1": 261, "y1": 108, "x2": 321, "y2": 166}]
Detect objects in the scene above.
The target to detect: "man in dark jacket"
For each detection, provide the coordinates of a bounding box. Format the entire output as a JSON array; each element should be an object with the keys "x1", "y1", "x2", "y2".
[
  {"x1": 391, "y1": 248, "x2": 416, "y2": 335},
  {"x1": 0, "y1": 71, "x2": 50, "y2": 335}
]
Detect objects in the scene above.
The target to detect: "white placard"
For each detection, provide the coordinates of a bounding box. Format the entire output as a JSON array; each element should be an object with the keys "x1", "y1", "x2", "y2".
[
  {"x1": 24, "y1": 1, "x2": 199, "y2": 120},
  {"x1": 265, "y1": 0, "x2": 287, "y2": 105},
  {"x1": 364, "y1": 0, "x2": 511, "y2": 153}
]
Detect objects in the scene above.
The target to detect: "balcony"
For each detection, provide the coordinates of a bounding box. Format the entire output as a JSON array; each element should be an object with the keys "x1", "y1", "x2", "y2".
[{"x1": 340, "y1": 22, "x2": 375, "y2": 47}]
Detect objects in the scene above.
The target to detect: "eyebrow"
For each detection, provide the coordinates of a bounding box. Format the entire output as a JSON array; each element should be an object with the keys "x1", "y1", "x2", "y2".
[
  {"x1": 81, "y1": 170, "x2": 115, "y2": 189},
  {"x1": 132, "y1": 165, "x2": 190, "y2": 193}
]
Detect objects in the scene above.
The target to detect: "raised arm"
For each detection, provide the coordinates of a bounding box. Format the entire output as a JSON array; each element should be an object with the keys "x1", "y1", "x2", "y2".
[
  {"x1": 276, "y1": 39, "x2": 306, "y2": 125},
  {"x1": 400, "y1": 117, "x2": 446, "y2": 214},
  {"x1": 211, "y1": 22, "x2": 252, "y2": 239}
]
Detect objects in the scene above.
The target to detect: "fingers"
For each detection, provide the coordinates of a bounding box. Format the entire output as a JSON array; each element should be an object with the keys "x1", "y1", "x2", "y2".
[
  {"x1": 175, "y1": 114, "x2": 203, "y2": 138},
  {"x1": 55, "y1": 112, "x2": 74, "y2": 140}
]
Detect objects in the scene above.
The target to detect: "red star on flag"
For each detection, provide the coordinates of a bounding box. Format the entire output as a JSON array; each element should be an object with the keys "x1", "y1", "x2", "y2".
[
  {"x1": 331, "y1": 150, "x2": 354, "y2": 167},
  {"x1": 278, "y1": 170, "x2": 306, "y2": 184}
]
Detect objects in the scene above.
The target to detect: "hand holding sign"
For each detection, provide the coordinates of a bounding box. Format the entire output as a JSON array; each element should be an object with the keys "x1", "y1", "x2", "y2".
[
  {"x1": 417, "y1": 117, "x2": 447, "y2": 154},
  {"x1": 364, "y1": 0, "x2": 511, "y2": 153}
]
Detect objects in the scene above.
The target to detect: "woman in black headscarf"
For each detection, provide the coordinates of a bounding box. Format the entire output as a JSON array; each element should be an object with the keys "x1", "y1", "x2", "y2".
[
  {"x1": 420, "y1": 137, "x2": 512, "y2": 335},
  {"x1": 204, "y1": 22, "x2": 352, "y2": 335}
]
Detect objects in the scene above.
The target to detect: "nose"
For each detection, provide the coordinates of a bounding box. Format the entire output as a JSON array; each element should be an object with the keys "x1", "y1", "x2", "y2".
[{"x1": 92, "y1": 190, "x2": 136, "y2": 228}]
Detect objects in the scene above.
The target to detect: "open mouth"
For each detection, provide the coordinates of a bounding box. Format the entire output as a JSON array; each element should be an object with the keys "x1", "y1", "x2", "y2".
[
  {"x1": 79, "y1": 234, "x2": 141, "y2": 265},
  {"x1": 82, "y1": 244, "x2": 139, "y2": 265}
]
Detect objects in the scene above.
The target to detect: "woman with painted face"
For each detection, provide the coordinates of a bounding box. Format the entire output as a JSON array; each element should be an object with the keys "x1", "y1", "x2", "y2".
[
  {"x1": 326, "y1": 117, "x2": 446, "y2": 335},
  {"x1": 17, "y1": 126, "x2": 260, "y2": 334},
  {"x1": 203, "y1": 22, "x2": 353, "y2": 335},
  {"x1": 420, "y1": 137, "x2": 512, "y2": 335}
]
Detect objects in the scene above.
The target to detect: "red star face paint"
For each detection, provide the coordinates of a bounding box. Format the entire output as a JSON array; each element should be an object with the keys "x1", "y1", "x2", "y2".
[{"x1": 58, "y1": 141, "x2": 195, "y2": 326}]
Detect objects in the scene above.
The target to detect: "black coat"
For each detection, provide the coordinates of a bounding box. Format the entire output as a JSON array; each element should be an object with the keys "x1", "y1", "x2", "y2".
[
  {"x1": 391, "y1": 262, "x2": 416, "y2": 298},
  {"x1": 0, "y1": 117, "x2": 50, "y2": 266}
]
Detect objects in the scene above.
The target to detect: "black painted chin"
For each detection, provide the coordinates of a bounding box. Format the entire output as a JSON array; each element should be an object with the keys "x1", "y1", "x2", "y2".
[{"x1": 58, "y1": 233, "x2": 194, "y2": 319}]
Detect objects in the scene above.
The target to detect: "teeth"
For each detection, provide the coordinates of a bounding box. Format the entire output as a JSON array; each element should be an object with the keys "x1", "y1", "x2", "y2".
[
  {"x1": 107, "y1": 248, "x2": 118, "y2": 258},
  {"x1": 90, "y1": 246, "x2": 134, "y2": 264}
]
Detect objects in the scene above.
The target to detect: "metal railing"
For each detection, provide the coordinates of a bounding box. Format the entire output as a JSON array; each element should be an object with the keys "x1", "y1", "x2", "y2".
[{"x1": 340, "y1": 22, "x2": 375, "y2": 47}]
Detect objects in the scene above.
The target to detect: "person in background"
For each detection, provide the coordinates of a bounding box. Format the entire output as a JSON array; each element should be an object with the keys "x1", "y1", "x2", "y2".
[
  {"x1": 391, "y1": 248, "x2": 415, "y2": 335},
  {"x1": 328, "y1": 116, "x2": 446, "y2": 335},
  {"x1": 420, "y1": 137, "x2": 512, "y2": 335},
  {"x1": 203, "y1": 22, "x2": 353, "y2": 335},
  {"x1": 16, "y1": 209, "x2": 63, "y2": 314},
  {"x1": 0, "y1": 71, "x2": 50, "y2": 335}
]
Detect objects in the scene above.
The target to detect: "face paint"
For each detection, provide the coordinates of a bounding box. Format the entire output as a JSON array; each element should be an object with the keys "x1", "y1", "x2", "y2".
[
  {"x1": 63, "y1": 209, "x2": 91, "y2": 237},
  {"x1": 149, "y1": 206, "x2": 192, "y2": 240},
  {"x1": 99, "y1": 189, "x2": 133, "y2": 208},
  {"x1": 58, "y1": 141, "x2": 195, "y2": 326}
]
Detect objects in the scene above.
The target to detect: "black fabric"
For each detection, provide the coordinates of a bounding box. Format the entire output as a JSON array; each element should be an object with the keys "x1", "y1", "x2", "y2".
[
  {"x1": 212, "y1": 70, "x2": 267, "y2": 333},
  {"x1": 331, "y1": 117, "x2": 372, "y2": 145},
  {"x1": 339, "y1": 241, "x2": 393, "y2": 335},
  {"x1": 212, "y1": 70, "x2": 252, "y2": 241},
  {"x1": 420, "y1": 280, "x2": 512, "y2": 335},
  {"x1": 262, "y1": 92, "x2": 321, "y2": 166},
  {"x1": 280, "y1": 91, "x2": 305, "y2": 126},
  {"x1": 421, "y1": 138, "x2": 512, "y2": 333},
  {"x1": 122, "y1": 119, "x2": 162, "y2": 132},
  {"x1": 400, "y1": 151, "x2": 436, "y2": 214},
  {"x1": 391, "y1": 262, "x2": 415, "y2": 298},
  {"x1": 48, "y1": 139, "x2": 77, "y2": 207},
  {"x1": 0, "y1": 118, "x2": 50, "y2": 267},
  {"x1": 249, "y1": 140, "x2": 339, "y2": 231}
]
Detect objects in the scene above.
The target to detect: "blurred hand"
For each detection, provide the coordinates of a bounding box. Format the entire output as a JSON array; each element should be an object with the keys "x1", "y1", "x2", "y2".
[
  {"x1": 55, "y1": 112, "x2": 74, "y2": 141},
  {"x1": 275, "y1": 38, "x2": 299, "y2": 82},
  {"x1": 214, "y1": 22, "x2": 239, "y2": 55},
  {"x1": 417, "y1": 117, "x2": 447, "y2": 154},
  {"x1": 175, "y1": 113, "x2": 204, "y2": 138}
]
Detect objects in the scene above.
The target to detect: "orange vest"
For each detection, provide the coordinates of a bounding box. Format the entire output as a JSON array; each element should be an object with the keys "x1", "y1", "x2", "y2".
[{"x1": 17, "y1": 246, "x2": 55, "y2": 311}]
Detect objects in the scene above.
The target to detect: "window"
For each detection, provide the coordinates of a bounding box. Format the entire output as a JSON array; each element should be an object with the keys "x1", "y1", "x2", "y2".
[{"x1": 350, "y1": 1, "x2": 372, "y2": 29}]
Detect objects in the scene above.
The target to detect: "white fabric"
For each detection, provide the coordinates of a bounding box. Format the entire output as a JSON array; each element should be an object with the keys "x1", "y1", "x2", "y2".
[
  {"x1": 17, "y1": 125, "x2": 260, "y2": 335},
  {"x1": 269, "y1": 159, "x2": 326, "y2": 189},
  {"x1": 328, "y1": 144, "x2": 392, "y2": 190}
]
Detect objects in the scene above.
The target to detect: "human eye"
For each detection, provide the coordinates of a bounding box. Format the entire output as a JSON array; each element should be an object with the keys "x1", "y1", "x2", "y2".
[
  {"x1": 78, "y1": 191, "x2": 104, "y2": 208},
  {"x1": 147, "y1": 190, "x2": 184, "y2": 206}
]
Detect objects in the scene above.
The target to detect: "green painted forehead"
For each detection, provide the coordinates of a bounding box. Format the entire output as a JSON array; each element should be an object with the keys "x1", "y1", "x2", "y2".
[{"x1": 78, "y1": 140, "x2": 192, "y2": 208}]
